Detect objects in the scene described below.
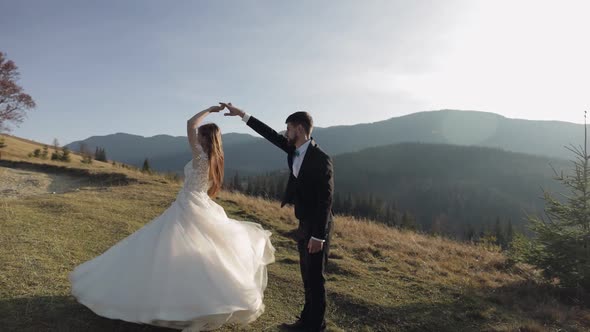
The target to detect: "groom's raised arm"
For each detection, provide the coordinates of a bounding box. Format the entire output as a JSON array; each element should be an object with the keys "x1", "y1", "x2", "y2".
[
  {"x1": 244, "y1": 115, "x2": 292, "y2": 154},
  {"x1": 222, "y1": 102, "x2": 291, "y2": 154}
]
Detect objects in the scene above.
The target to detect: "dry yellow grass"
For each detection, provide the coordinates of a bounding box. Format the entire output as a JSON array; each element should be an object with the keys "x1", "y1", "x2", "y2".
[
  {"x1": 0, "y1": 133, "x2": 178, "y2": 185},
  {"x1": 0, "y1": 133, "x2": 99, "y2": 165},
  {"x1": 222, "y1": 191, "x2": 529, "y2": 288},
  {"x1": 1, "y1": 133, "x2": 589, "y2": 331}
]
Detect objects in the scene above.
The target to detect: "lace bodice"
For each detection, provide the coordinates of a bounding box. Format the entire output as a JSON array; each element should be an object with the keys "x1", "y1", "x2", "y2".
[{"x1": 183, "y1": 143, "x2": 211, "y2": 193}]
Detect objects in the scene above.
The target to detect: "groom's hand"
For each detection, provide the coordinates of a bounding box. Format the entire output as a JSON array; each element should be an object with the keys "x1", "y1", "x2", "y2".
[
  {"x1": 307, "y1": 238, "x2": 324, "y2": 254},
  {"x1": 207, "y1": 104, "x2": 225, "y2": 113},
  {"x1": 220, "y1": 102, "x2": 245, "y2": 118}
]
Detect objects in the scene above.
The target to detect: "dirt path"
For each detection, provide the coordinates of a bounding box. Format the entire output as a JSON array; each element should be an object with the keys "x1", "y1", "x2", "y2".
[{"x1": 0, "y1": 166, "x2": 91, "y2": 199}]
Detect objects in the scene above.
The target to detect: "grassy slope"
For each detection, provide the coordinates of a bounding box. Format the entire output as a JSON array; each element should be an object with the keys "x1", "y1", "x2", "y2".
[
  {"x1": 0, "y1": 134, "x2": 589, "y2": 332},
  {"x1": 1, "y1": 134, "x2": 105, "y2": 165}
]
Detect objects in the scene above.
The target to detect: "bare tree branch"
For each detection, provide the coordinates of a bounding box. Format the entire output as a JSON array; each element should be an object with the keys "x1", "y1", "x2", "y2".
[{"x1": 0, "y1": 51, "x2": 36, "y2": 132}]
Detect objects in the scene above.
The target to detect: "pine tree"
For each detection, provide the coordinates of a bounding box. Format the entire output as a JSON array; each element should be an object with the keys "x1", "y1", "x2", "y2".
[
  {"x1": 494, "y1": 217, "x2": 507, "y2": 249},
  {"x1": 333, "y1": 193, "x2": 343, "y2": 215},
  {"x1": 343, "y1": 193, "x2": 352, "y2": 215},
  {"x1": 61, "y1": 146, "x2": 71, "y2": 162},
  {"x1": 527, "y1": 111, "x2": 590, "y2": 289},
  {"x1": 385, "y1": 204, "x2": 398, "y2": 227},
  {"x1": 94, "y1": 147, "x2": 107, "y2": 162},
  {"x1": 142, "y1": 158, "x2": 151, "y2": 173},
  {"x1": 464, "y1": 223, "x2": 476, "y2": 242},
  {"x1": 232, "y1": 172, "x2": 242, "y2": 191},
  {"x1": 374, "y1": 197, "x2": 385, "y2": 221},
  {"x1": 273, "y1": 178, "x2": 283, "y2": 199},
  {"x1": 505, "y1": 219, "x2": 514, "y2": 247},
  {"x1": 246, "y1": 178, "x2": 254, "y2": 195},
  {"x1": 41, "y1": 145, "x2": 49, "y2": 159}
]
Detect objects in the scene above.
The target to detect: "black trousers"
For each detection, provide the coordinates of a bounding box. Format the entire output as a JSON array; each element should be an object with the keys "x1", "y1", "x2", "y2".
[{"x1": 296, "y1": 223, "x2": 331, "y2": 331}]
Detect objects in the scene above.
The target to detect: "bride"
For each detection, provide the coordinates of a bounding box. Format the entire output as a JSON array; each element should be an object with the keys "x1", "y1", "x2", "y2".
[{"x1": 69, "y1": 104, "x2": 276, "y2": 331}]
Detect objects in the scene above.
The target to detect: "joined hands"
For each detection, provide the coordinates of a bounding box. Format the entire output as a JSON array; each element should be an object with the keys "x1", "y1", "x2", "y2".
[{"x1": 215, "y1": 102, "x2": 245, "y2": 118}]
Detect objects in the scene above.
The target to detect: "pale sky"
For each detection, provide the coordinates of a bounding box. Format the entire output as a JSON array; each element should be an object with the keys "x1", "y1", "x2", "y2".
[{"x1": 1, "y1": 0, "x2": 588, "y2": 145}]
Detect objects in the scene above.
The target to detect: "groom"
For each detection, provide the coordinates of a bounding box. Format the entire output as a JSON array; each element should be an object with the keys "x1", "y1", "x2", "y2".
[{"x1": 222, "y1": 103, "x2": 334, "y2": 332}]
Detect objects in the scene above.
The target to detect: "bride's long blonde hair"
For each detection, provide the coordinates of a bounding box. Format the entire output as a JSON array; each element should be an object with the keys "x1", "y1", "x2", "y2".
[{"x1": 198, "y1": 123, "x2": 224, "y2": 197}]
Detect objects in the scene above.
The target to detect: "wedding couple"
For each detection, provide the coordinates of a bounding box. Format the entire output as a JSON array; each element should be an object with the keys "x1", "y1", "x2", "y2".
[{"x1": 69, "y1": 103, "x2": 335, "y2": 332}]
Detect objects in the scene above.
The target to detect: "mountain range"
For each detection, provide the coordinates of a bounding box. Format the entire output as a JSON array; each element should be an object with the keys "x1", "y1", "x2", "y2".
[{"x1": 65, "y1": 109, "x2": 582, "y2": 175}]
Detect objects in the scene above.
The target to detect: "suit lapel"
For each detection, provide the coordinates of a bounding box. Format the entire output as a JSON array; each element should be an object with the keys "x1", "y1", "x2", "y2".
[{"x1": 297, "y1": 139, "x2": 315, "y2": 179}]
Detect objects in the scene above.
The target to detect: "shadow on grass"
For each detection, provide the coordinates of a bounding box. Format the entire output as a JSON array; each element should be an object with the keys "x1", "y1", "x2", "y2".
[
  {"x1": 489, "y1": 279, "x2": 589, "y2": 307},
  {"x1": 327, "y1": 291, "x2": 488, "y2": 332},
  {"x1": 327, "y1": 279, "x2": 590, "y2": 332},
  {"x1": 0, "y1": 296, "x2": 175, "y2": 332}
]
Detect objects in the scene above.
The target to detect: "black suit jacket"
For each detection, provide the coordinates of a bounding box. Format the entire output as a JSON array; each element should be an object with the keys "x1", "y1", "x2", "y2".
[{"x1": 246, "y1": 116, "x2": 334, "y2": 240}]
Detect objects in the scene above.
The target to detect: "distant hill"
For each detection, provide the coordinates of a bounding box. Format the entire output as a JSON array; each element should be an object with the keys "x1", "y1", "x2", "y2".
[{"x1": 66, "y1": 110, "x2": 583, "y2": 174}]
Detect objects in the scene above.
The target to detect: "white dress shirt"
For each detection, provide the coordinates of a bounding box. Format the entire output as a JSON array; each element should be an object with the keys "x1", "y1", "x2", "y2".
[
  {"x1": 242, "y1": 112, "x2": 325, "y2": 243},
  {"x1": 292, "y1": 139, "x2": 310, "y2": 178}
]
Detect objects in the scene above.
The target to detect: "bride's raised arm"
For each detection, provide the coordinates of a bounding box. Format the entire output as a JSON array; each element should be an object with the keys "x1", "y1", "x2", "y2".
[{"x1": 187, "y1": 104, "x2": 224, "y2": 156}]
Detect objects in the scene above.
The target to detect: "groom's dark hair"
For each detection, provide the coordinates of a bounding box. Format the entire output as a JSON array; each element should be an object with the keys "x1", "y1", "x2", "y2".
[{"x1": 286, "y1": 111, "x2": 313, "y2": 135}]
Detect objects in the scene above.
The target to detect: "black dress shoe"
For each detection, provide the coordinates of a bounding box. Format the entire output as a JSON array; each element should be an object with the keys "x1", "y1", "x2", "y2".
[{"x1": 280, "y1": 317, "x2": 307, "y2": 331}]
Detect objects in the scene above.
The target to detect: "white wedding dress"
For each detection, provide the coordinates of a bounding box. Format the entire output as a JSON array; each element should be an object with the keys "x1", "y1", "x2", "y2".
[{"x1": 69, "y1": 143, "x2": 276, "y2": 331}]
